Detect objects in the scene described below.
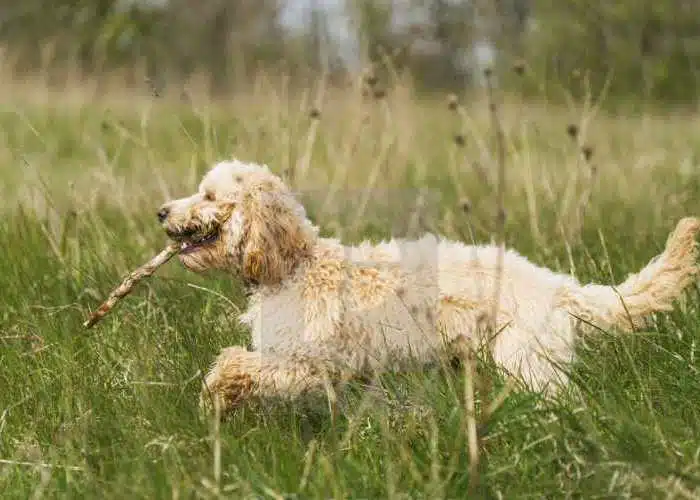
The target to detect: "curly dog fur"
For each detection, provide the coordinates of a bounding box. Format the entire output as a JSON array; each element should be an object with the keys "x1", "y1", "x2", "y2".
[{"x1": 158, "y1": 160, "x2": 700, "y2": 413}]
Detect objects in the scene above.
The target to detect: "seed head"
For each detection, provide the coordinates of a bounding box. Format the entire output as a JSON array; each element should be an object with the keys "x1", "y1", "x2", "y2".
[
  {"x1": 513, "y1": 60, "x2": 526, "y2": 76},
  {"x1": 447, "y1": 93, "x2": 459, "y2": 111},
  {"x1": 454, "y1": 134, "x2": 466, "y2": 147},
  {"x1": 581, "y1": 145, "x2": 594, "y2": 162},
  {"x1": 372, "y1": 88, "x2": 386, "y2": 100},
  {"x1": 566, "y1": 124, "x2": 579, "y2": 139},
  {"x1": 144, "y1": 77, "x2": 161, "y2": 97},
  {"x1": 309, "y1": 107, "x2": 321, "y2": 119},
  {"x1": 483, "y1": 67, "x2": 493, "y2": 78},
  {"x1": 364, "y1": 70, "x2": 379, "y2": 87},
  {"x1": 459, "y1": 198, "x2": 472, "y2": 213},
  {"x1": 497, "y1": 208, "x2": 506, "y2": 224}
]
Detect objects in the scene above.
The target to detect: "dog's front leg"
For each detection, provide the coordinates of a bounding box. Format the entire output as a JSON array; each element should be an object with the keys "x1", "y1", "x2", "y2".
[{"x1": 199, "y1": 346, "x2": 351, "y2": 414}]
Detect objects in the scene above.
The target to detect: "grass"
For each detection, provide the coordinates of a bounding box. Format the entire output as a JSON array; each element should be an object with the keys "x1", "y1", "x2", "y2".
[{"x1": 2, "y1": 72, "x2": 700, "y2": 498}]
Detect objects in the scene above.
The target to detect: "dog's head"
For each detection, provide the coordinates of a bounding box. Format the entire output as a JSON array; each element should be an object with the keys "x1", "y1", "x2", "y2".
[{"x1": 158, "y1": 160, "x2": 317, "y2": 285}]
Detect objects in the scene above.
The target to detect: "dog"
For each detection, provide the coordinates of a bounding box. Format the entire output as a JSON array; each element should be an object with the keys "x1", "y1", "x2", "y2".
[{"x1": 157, "y1": 160, "x2": 700, "y2": 412}]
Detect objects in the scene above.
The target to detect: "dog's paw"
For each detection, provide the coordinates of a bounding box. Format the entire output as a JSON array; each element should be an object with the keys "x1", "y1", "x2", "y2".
[{"x1": 198, "y1": 356, "x2": 255, "y2": 418}]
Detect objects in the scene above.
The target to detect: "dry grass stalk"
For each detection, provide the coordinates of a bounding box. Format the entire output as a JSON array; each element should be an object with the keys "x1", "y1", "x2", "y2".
[
  {"x1": 83, "y1": 242, "x2": 180, "y2": 329},
  {"x1": 462, "y1": 343, "x2": 480, "y2": 494}
]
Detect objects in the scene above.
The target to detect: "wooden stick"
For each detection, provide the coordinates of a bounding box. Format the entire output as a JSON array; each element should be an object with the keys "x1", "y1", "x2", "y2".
[{"x1": 83, "y1": 242, "x2": 180, "y2": 329}]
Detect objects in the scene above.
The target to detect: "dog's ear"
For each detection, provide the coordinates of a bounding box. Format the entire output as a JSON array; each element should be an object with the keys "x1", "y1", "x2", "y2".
[{"x1": 240, "y1": 179, "x2": 313, "y2": 285}]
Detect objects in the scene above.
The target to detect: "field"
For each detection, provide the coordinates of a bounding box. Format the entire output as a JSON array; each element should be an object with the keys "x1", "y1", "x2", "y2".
[{"x1": 2, "y1": 75, "x2": 700, "y2": 499}]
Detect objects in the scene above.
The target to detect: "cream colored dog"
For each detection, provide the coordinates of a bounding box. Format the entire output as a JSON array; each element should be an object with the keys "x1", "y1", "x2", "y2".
[{"x1": 158, "y1": 160, "x2": 700, "y2": 412}]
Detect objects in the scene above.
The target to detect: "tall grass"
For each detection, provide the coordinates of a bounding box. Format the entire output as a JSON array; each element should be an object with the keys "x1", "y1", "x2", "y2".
[{"x1": 2, "y1": 70, "x2": 700, "y2": 498}]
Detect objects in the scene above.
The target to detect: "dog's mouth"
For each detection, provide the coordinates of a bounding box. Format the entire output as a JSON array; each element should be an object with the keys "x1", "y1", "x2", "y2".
[
  {"x1": 166, "y1": 228, "x2": 220, "y2": 254},
  {"x1": 180, "y1": 233, "x2": 220, "y2": 254}
]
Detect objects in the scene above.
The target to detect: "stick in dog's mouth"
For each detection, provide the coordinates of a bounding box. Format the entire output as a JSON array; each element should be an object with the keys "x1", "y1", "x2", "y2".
[{"x1": 83, "y1": 242, "x2": 181, "y2": 329}]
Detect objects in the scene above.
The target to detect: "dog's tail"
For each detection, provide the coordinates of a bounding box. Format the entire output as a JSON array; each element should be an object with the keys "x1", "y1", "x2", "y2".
[{"x1": 564, "y1": 217, "x2": 700, "y2": 332}]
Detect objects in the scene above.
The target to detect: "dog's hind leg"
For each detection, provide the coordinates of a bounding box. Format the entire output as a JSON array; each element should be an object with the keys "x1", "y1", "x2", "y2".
[
  {"x1": 199, "y1": 346, "x2": 354, "y2": 413},
  {"x1": 490, "y1": 319, "x2": 575, "y2": 394}
]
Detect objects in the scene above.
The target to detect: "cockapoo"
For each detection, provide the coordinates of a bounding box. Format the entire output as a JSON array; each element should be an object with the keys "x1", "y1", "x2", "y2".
[{"x1": 157, "y1": 160, "x2": 700, "y2": 412}]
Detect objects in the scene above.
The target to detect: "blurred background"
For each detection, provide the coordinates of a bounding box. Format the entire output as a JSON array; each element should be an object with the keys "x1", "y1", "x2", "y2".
[{"x1": 2, "y1": 0, "x2": 700, "y2": 105}]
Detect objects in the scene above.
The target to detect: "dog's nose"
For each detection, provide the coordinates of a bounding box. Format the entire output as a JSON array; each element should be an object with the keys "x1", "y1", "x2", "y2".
[{"x1": 157, "y1": 207, "x2": 170, "y2": 223}]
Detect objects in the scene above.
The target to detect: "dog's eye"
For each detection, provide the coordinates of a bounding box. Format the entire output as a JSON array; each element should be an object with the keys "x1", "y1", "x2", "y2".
[{"x1": 204, "y1": 192, "x2": 216, "y2": 201}]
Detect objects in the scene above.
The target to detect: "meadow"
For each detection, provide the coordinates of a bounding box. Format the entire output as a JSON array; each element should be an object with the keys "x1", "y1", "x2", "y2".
[{"x1": 2, "y1": 71, "x2": 700, "y2": 499}]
